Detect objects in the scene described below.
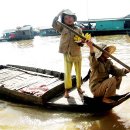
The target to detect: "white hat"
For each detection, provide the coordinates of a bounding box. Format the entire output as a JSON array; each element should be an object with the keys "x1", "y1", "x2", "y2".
[
  {"x1": 94, "y1": 44, "x2": 116, "y2": 58},
  {"x1": 61, "y1": 9, "x2": 77, "y2": 23},
  {"x1": 62, "y1": 9, "x2": 75, "y2": 15}
]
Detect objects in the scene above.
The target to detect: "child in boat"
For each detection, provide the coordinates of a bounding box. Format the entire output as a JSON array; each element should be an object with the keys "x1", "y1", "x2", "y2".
[
  {"x1": 52, "y1": 9, "x2": 84, "y2": 98},
  {"x1": 86, "y1": 41, "x2": 130, "y2": 103}
]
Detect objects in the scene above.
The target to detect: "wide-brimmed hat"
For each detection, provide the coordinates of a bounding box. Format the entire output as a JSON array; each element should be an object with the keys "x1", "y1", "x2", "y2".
[
  {"x1": 94, "y1": 44, "x2": 116, "y2": 58},
  {"x1": 61, "y1": 9, "x2": 77, "y2": 23}
]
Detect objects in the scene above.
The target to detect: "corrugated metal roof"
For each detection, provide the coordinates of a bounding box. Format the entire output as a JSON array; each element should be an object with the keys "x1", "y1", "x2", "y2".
[
  {"x1": 16, "y1": 26, "x2": 32, "y2": 31},
  {"x1": 3, "y1": 29, "x2": 16, "y2": 33},
  {"x1": 39, "y1": 28, "x2": 55, "y2": 31},
  {"x1": 124, "y1": 14, "x2": 130, "y2": 18}
]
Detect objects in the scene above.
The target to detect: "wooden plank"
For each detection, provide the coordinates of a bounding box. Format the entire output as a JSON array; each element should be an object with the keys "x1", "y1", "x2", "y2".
[
  {"x1": 0, "y1": 65, "x2": 66, "y2": 104},
  {"x1": 3, "y1": 73, "x2": 59, "y2": 91},
  {"x1": 12, "y1": 77, "x2": 57, "y2": 90},
  {"x1": 48, "y1": 81, "x2": 90, "y2": 105},
  {"x1": 0, "y1": 70, "x2": 24, "y2": 82},
  {"x1": 50, "y1": 88, "x2": 84, "y2": 105},
  {"x1": 19, "y1": 82, "x2": 49, "y2": 97},
  {"x1": 0, "y1": 67, "x2": 59, "y2": 91},
  {"x1": 0, "y1": 68, "x2": 10, "y2": 74},
  {"x1": 3, "y1": 76, "x2": 40, "y2": 90},
  {"x1": 0, "y1": 87, "x2": 43, "y2": 105},
  {"x1": 18, "y1": 77, "x2": 61, "y2": 97},
  {"x1": 7, "y1": 66, "x2": 54, "y2": 78},
  {"x1": 47, "y1": 80, "x2": 64, "y2": 89}
]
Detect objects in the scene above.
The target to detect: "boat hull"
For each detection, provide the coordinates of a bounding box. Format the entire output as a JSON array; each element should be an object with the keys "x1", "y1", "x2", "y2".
[
  {"x1": 83, "y1": 29, "x2": 130, "y2": 36},
  {"x1": 46, "y1": 93, "x2": 130, "y2": 113}
]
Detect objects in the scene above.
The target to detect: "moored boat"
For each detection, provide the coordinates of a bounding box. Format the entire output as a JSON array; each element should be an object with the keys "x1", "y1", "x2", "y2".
[
  {"x1": 39, "y1": 27, "x2": 60, "y2": 36},
  {"x1": 77, "y1": 15, "x2": 130, "y2": 36},
  {"x1": 0, "y1": 25, "x2": 34, "y2": 42}
]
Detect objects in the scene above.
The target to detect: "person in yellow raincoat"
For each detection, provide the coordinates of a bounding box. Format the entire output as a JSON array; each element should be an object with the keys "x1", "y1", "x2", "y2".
[{"x1": 52, "y1": 9, "x2": 84, "y2": 98}]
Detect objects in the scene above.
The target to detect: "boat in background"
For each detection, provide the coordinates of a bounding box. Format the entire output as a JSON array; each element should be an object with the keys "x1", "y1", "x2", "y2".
[
  {"x1": 39, "y1": 27, "x2": 60, "y2": 37},
  {"x1": 0, "y1": 25, "x2": 34, "y2": 42},
  {"x1": 77, "y1": 14, "x2": 130, "y2": 36}
]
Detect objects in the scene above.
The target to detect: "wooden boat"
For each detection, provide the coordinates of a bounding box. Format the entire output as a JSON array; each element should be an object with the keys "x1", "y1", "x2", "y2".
[
  {"x1": 0, "y1": 64, "x2": 129, "y2": 113},
  {"x1": 0, "y1": 64, "x2": 67, "y2": 105}
]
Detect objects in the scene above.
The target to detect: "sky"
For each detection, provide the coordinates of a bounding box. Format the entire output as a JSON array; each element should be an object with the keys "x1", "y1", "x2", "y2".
[{"x1": 0, "y1": 0, "x2": 130, "y2": 32}]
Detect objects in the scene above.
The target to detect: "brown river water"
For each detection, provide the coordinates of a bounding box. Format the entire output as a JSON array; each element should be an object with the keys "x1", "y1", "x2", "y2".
[{"x1": 0, "y1": 35, "x2": 130, "y2": 130}]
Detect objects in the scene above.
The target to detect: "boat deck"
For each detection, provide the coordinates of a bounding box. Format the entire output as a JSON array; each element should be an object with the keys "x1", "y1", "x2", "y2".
[
  {"x1": 47, "y1": 80, "x2": 130, "y2": 113},
  {"x1": 49, "y1": 81, "x2": 91, "y2": 105},
  {"x1": 0, "y1": 65, "x2": 65, "y2": 105},
  {"x1": 50, "y1": 90, "x2": 83, "y2": 105}
]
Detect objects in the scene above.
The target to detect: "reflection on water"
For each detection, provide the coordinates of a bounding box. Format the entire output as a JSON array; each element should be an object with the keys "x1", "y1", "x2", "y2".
[
  {"x1": 14, "y1": 40, "x2": 34, "y2": 48},
  {"x1": 0, "y1": 35, "x2": 130, "y2": 130}
]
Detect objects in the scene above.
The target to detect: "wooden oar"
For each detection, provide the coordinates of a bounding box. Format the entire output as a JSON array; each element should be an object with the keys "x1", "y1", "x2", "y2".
[{"x1": 57, "y1": 21, "x2": 130, "y2": 70}]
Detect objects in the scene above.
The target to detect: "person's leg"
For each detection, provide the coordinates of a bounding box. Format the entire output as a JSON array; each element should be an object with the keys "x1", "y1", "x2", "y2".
[
  {"x1": 93, "y1": 77, "x2": 117, "y2": 103},
  {"x1": 74, "y1": 60, "x2": 84, "y2": 94},
  {"x1": 64, "y1": 54, "x2": 73, "y2": 98}
]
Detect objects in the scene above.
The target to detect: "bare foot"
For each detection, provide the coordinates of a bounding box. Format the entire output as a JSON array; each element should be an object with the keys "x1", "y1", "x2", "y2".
[
  {"x1": 64, "y1": 91, "x2": 70, "y2": 98},
  {"x1": 77, "y1": 88, "x2": 85, "y2": 94},
  {"x1": 103, "y1": 98, "x2": 115, "y2": 104}
]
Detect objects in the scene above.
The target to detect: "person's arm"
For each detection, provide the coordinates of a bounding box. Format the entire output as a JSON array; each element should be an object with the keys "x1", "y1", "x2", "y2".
[
  {"x1": 75, "y1": 28, "x2": 84, "y2": 47},
  {"x1": 52, "y1": 10, "x2": 64, "y2": 33},
  {"x1": 86, "y1": 40, "x2": 99, "y2": 69},
  {"x1": 124, "y1": 69, "x2": 130, "y2": 74},
  {"x1": 110, "y1": 61, "x2": 130, "y2": 76},
  {"x1": 86, "y1": 40, "x2": 94, "y2": 53}
]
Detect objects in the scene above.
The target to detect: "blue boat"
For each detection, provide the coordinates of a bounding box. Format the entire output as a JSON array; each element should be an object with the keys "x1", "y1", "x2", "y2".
[
  {"x1": 39, "y1": 27, "x2": 60, "y2": 36},
  {"x1": 77, "y1": 14, "x2": 130, "y2": 36}
]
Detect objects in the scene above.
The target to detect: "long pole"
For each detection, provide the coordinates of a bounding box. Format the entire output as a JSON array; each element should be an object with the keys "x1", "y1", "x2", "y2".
[{"x1": 57, "y1": 21, "x2": 130, "y2": 70}]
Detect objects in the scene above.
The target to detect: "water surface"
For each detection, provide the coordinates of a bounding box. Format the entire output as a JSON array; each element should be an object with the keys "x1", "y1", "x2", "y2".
[{"x1": 0, "y1": 35, "x2": 130, "y2": 130}]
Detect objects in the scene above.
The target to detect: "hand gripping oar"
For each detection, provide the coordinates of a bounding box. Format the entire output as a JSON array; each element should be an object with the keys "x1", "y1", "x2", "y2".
[{"x1": 57, "y1": 21, "x2": 130, "y2": 70}]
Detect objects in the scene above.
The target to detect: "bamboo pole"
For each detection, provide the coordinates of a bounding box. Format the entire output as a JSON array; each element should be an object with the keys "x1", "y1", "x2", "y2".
[{"x1": 57, "y1": 21, "x2": 130, "y2": 70}]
